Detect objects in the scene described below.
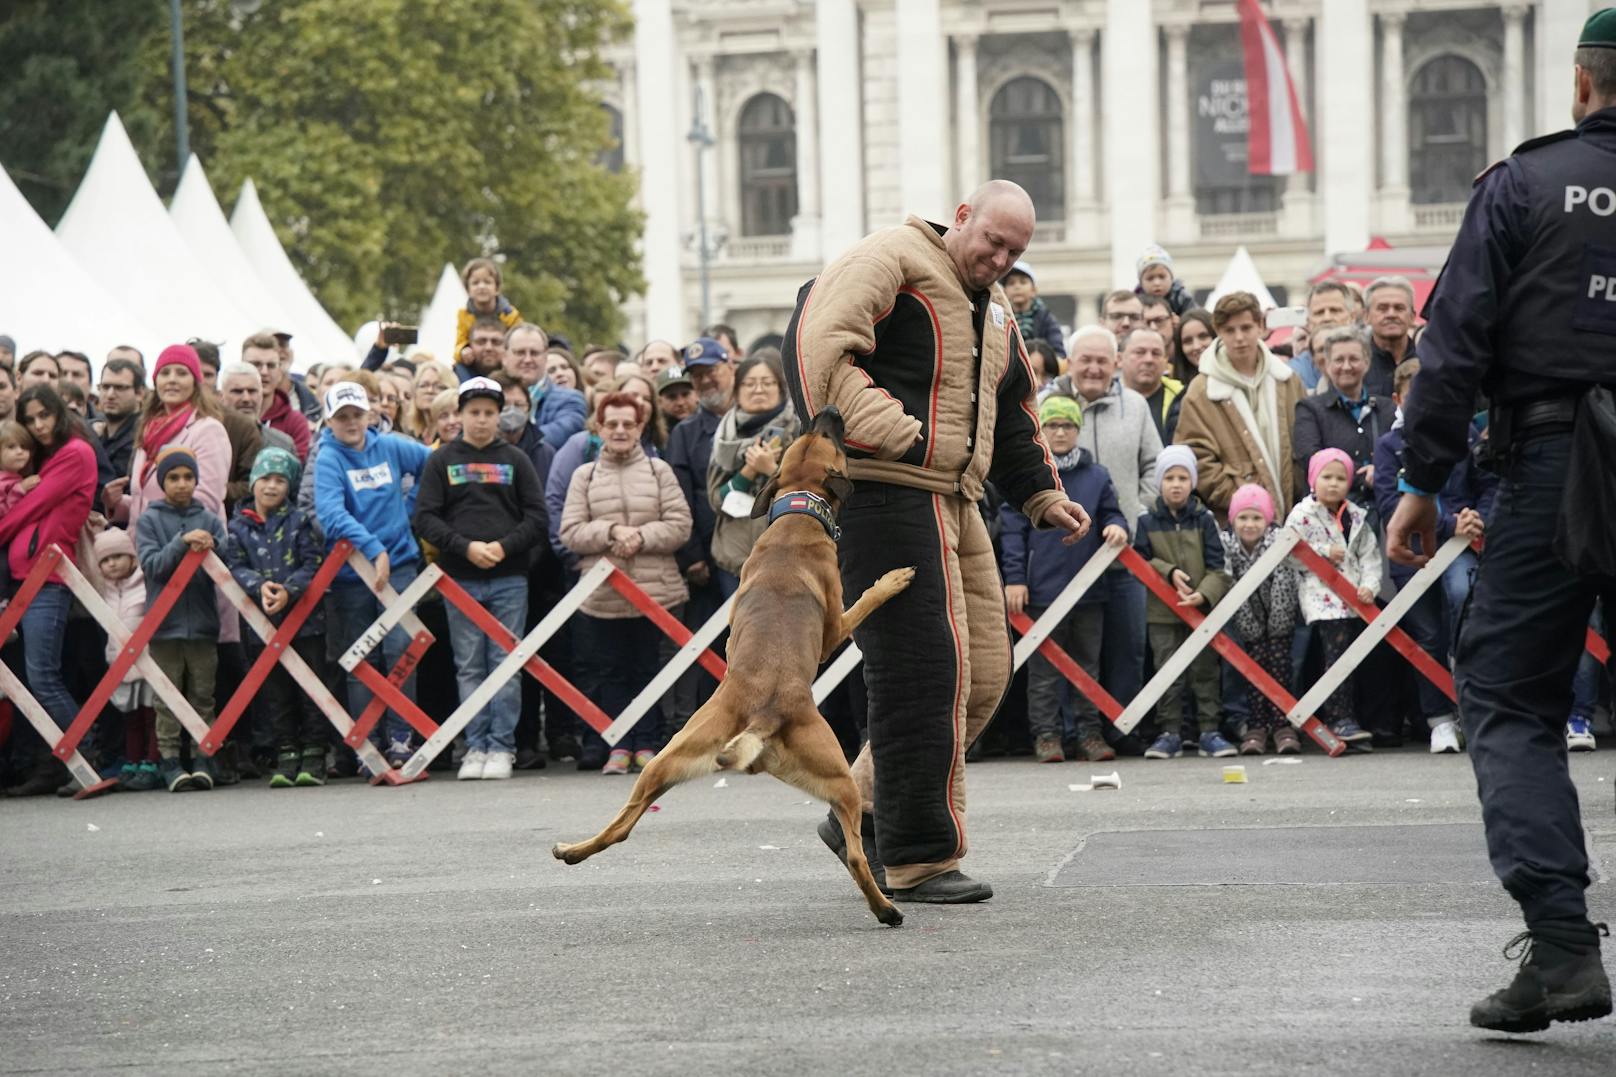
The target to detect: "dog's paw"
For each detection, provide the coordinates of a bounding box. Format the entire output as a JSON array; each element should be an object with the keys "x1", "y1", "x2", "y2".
[
  {"x1": 876, "y1": 903, "x2": 904, "y2": 928},
  {"x1": 551, "y1": 842, "x2": 574, "y2": 863},
  {"x1": 876, "y1": 566, "x2": 916, "y2": 596}
]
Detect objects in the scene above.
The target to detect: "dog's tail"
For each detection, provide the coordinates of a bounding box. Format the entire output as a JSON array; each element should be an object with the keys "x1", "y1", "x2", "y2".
[{"x1": 715, "y1": 729, "x2": 767, "y2": 771}]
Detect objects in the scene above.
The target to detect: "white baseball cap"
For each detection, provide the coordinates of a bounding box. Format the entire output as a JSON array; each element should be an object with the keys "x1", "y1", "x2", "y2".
[
  {"x1": 458, "y1": 376, "x2": 505, "y2": 409},
  {"x1": 324, "y1": 382, "x2": 371, "y2": 419}
]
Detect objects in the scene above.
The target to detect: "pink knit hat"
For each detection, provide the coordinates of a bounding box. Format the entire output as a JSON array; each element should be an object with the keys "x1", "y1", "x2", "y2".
[
  {"x1": 93, "y1": 527, "x2": 134, "y2": 561},
  {"x1": 154, "y1": 343, "x2": 202, "y2": 384},
  {"x1": 1307, "y1": 448, "x2": 1355, "y2": 492},
  {"x1": 1228, "y1": 483, "x2": 1275, "y2": 526}
]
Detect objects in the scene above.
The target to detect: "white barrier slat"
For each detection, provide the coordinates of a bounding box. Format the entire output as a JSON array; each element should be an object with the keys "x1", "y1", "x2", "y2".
[
  {"x1": 337, "y1": 561, "x2": 443, "y2": 672},
  {"x1": 1114, "y1": 528, "x2": 1303, "y2": 735},
  {"x1": 0, "y1": 662, "x2": 105, "y2": 791},
  {"x1": 1011, "y1": 541, "x2": 1124, "y2": 671},
  {"x1": 396, "y1": 558, "x2": 615, "y2": 780},
  {"x1": 812, "y1": 642, "x2": 864, "y2": 706},
  {"x1": 600, "y1": 594, "x2": 735, "y2": 747},
  {"x1": 1284, "y1": 534, "x2": 1472, "y2": 728}
]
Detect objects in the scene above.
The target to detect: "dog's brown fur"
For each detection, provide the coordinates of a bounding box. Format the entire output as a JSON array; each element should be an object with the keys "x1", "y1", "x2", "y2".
[{"x1": 551, "y1": 411, "x2": 911, "y2": 926}]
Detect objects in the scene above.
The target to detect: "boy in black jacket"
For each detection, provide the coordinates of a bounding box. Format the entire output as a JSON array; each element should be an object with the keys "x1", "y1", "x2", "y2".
[{"x1": 412, "y1": 377, "x2": 548, "y2": 781}]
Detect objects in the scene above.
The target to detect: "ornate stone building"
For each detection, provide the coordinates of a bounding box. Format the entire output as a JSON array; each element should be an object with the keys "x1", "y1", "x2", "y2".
[{"x1": 606, "y1": 0, "x2": 1596, "y2": 347}]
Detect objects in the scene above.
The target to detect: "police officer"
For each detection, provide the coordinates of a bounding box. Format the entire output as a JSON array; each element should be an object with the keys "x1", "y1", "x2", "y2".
[{"x1": 1387, "y1": 9, "x2": 1616, "y2": 1034}]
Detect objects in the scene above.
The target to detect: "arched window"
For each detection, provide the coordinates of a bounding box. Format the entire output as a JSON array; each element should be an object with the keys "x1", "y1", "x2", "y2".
[
  {"x1": 738, "y1": 93, "x2": 797, "y2": 236},
  {"x1": 600, "y1": 104, "x2": 625, "y2": 173},
  {"x1": 989, "y1": 77, "x2": 1065, "y2": 222},
  {"x1": 1409, "y1": 55, "x2": 1487, "y2": 205}
]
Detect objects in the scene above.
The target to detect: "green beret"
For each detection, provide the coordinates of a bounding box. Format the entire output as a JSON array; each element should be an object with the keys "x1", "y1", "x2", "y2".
[
  {"x1": 1580, "y1": 7, "x2": 1616, "y2": 49},
  {"x1": 1038, "y1": 393, "x2": 1084, "y2": 429}
]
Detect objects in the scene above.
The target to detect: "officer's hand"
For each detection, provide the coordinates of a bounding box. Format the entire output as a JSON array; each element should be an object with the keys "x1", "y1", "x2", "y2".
[
  {"x1": 1004, "y1": 584, "x2": 1029, "y2": 617},
  {"x1": 1387, "y1": 493, "x2": 1439, "y2": 568},
  {"x1": 1042, "y1": 500, "x2": 1092, "y2": 545}
]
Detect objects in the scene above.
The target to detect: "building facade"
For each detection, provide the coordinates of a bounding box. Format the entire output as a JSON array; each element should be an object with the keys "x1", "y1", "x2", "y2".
[{"x1": 607, "y1": 0, "x2": 1597, "y2": 348}]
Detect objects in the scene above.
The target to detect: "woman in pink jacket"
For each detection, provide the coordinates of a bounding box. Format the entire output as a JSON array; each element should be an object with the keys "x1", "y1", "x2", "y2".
[{"x1": 0, "y1": 385, "x2": 99, "y2": 796}]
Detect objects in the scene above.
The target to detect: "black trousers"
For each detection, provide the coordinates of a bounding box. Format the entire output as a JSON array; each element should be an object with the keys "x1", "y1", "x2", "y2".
[
  {"x1": 1457, "y1": 432, "x2": 1612, "y2": 927},
  {"x1": 248, "y1": 634, "x2": 327, "y2": 752}
]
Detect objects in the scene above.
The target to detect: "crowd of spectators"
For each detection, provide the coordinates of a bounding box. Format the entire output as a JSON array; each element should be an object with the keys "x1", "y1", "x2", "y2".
[{"x1": 0, "y1": 247, "x2": 1607, "y2": 798}]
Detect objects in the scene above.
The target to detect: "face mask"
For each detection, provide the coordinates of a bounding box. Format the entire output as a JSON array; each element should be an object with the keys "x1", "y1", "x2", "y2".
[{"x1": 497, "y1": 406, "x2": 528, "y2": 436}]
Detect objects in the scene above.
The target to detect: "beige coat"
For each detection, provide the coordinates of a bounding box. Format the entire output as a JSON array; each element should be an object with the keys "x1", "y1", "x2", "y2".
[
  {"x1": 1173, "y1": 350, "x2": 1307, "y2": 520},
  {"x1": 560, "y1": 444, "x2": 692, "y2": 618}
]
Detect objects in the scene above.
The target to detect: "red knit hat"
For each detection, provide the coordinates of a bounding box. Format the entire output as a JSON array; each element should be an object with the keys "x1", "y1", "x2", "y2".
[{"x1": 154, "y1": 344, "x2": 202, "y2": 384}]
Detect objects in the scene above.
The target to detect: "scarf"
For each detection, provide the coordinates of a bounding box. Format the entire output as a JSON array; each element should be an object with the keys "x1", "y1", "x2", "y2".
[
  {"x1": 138, "y1": 405, "x2": 193, "y2": 487},
  {"x1": 1199, "y1": 341, "x2": 1282, "y2": 491},
  {"x1": 1052, "y1": 446, "x2": 1084, "y2": 473},
  {"x1": 711, "y1": 399, "x2": 797, "y2": 476},
  {"x1": 1013, "y1": 297, "x2": 1046, "y2": 342}
]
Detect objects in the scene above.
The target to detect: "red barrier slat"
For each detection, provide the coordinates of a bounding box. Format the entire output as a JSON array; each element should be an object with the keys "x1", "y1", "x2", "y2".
[
  {"x1": 54, "y1": 548, "x2": 207, "y2": 761},
  {"x1": 1588, "y1": 627, "x2": 1610, "y2": 666},
  {"x1": 345, "y1": 632, "x2": 435, "y2": 746},
  {"x1": 205, "y1": 540, "x2": 354, "y2": 752},
  {"x1": 605, "y1": 569, "x2": 727, "y2": 680},
  {"x1": 1288, "y1": 540, "x2": 1456, "y2": 702},
  {"x1": 1118, "y1": 546, "x2": 1343, "y2": 756},
  {"x1": 352, "y1": 659, "x2": 441, "y2": 741},
  {"x1": 1008, "y1": 610, "x2": 1124, "y2": 723}
]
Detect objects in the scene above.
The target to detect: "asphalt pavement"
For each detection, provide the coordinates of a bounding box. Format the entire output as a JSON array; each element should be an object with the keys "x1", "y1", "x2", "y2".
[{"x1": 2, "y1": 747, "x2": 1613, "y2": 1076}]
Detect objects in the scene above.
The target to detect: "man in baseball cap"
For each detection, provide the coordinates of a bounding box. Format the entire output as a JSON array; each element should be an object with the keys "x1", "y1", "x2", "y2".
[{"x1": 654, "y1": 365, "x2": 697, "y2": 426}]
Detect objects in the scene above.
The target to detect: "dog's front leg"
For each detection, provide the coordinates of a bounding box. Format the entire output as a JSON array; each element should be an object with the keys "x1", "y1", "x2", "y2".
[{"x1": 823, "y1": 566, "x2": 916, "y2": 660}]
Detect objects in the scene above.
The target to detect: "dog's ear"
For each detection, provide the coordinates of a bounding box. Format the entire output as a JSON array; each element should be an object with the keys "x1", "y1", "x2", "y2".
[
  {"x1": 823, "y1": 467, "x2": 853, "y2": 504},
  {"x1": 750, "y1": 475, "x2": 780, "y2": 518}
]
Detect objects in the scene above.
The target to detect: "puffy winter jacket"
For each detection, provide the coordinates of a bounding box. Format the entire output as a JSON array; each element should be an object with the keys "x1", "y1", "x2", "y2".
[
  {"x1": 224, "y1": 502, "x2": 326, "y2": 638},
  {"x1": 1133, "y1": 494, "x2": 1231, "y2": 625},
  {"x1": 559, "y1": 443, "x2": 692, "y2": 618},
  {"x1": 1283, "y1": 495, "x2": 1383, "y2": 624},
  {"x1": 135, "y1": 499, "x2": 228, "y2": 641},
  {"x1": 998, "y1": 450, "x2": 1127, "y2": 608}
]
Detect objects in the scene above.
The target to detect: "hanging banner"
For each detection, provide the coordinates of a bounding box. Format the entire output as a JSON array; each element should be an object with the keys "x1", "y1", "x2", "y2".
[{"x1": 1194, "y1": 59, "x2": 1252, "y2": 188}]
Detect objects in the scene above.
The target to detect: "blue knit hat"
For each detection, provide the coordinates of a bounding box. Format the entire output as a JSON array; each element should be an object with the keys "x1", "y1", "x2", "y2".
[{"x1": 154, "y1": 445, "x2": 199, "y2": 489}]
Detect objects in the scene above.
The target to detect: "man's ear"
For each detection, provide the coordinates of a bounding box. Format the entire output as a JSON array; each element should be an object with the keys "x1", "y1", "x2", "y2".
[
  {"x1": 749, "y1": 476, "x2": 779, "y2": 518},
  {"x1": 823, "y1": 467, "x2": 852, "y2": 503}
]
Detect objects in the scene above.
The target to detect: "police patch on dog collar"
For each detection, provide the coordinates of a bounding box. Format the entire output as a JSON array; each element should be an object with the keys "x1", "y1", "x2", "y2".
[{"x1": 767, "y1": 489, "x2": 841, "y2": 541}]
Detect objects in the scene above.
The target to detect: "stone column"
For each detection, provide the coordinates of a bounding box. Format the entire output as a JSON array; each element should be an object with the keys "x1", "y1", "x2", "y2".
[
  {"x1": 1502, "y1": 4, "x2": 1527, "y2": 152},
  {"x1": 1162, "y1": 24, "x2": 1194, "y2": 241},
  {"x1": 1378, "y1": 12, "x2": 1410, "y2": 230},
  {"x1": 620, "y1": 60, "x2": 641, "y2": 172},
  {"x1": 692, "y1": 55, "x2": 722, "y2": 229},
  {"x1": 954, "y1": 33, "x2": 980, "y2": 199},
  {"x1": 1319, "y1": 0, "x2": 1372, "y2": 253},
  {"x1": 1102, "y1": 3, "x2": 1158, "y2": 282},
  {"x1": 816, "y1": 0, "x2": 865, "y2": 259},
  {"x1": 791, "y1": 48, "x2": 822, "y2": 260},
  {"x1": 1279, "y1": 17, "x2": 1316, "y2": 238},
  {"x1": 632, "y1": 0, "x2": 685, "y2": 340},
  {"x1": 1068, "y1": 27, "x2": 1100, "y2": 240},
  {"x1": 895, "y1": 0, "x2": 948, "y2": 216}
]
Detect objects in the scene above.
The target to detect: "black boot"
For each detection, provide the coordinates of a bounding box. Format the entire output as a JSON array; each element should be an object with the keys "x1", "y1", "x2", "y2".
[
  {"x1": 817, "y1": 810, "x2": 889, "y2": 895},
  {"x1": 210, "y1": 743, "x2": 240, "y2": 787},
  {"x1": 890, "y1": 870, "x2": 994, "y2": 904},
  {"x1": 5, "y1": 756, "x2": 69, "y2": 798},
  {"x1": 1471, "y1": 921, "x2": 1612, "y2": 1033}
]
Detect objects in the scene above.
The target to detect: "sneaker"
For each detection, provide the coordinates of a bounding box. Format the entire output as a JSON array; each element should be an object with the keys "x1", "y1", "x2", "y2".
[
  {"x1": 1034, "y1": 734, "x2": 1065, "y2": 764},
  {"x1": 270, "y1": 749, "x2": 300, "y2": 788},
  {"x1": 514, "y1": 746, "x2": 547, "y2": 771},
  {"x1": 188, "y1": 755, "x2": 216, "y2": 791},
  {"x1": 1079, "y1": 734, "x2": 1115, "y2": 763},
  {"x1": 601, "y1": 748, "x2": 631, "y2": 775},
  {"x1": 550, "y1": 734, "x2": 581, "y2": 763},
  {"x1": 1470, "y1": 925, "x2": 1612, "y2": 1033},
  {"x1": 1429, "y1": 720, "x2": 1465, "y2": 754},
  {"x1": 1568, "y1": 716, "x2": 1597, "y2": 752},
  {"x1": 632, "y1": 749, "x2": 656, "y2": 772},
  {"x1": 481, "y1": 751, "x2": 514, "y2": 780},
  {"x1": 160, "y1": 757, "x2": 195, "y2": 793},
  {"x1": 1273, "y1": 726, "x2": 1302, "y2": 755},
  {"x1": 1239, "y1": 728, "x2": 1269, "y2": 756},
  {"x1": 295, "y1": 749, "x2": 326, "y2": 787},
  {"x1": 1330, "y1": 718, "x2": 1373, "y2": 745},
  {"x1": 1199, "y1": 731, "x2": 1238, "y2": 758},
  {"x1": 457, "y1": 750, "x2": 487, "y2": 781},
  {"x1": 116, "y1": 762, "x2": 141, "y2": 789},
  {"x1": 385, "y1": 739, "x2": 414, "y2": 769},
  {"x1": 1144, "y1": 732, "x2": 1182, "y2": 759},
  {"x1": 126, "y1": 761, "x2": 162, "y2": 792}
]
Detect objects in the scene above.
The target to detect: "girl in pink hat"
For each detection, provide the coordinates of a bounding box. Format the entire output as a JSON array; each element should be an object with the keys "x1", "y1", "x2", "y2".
[{"x1": 1221, "y1": 483, "x2": 1302, "y2": 755}]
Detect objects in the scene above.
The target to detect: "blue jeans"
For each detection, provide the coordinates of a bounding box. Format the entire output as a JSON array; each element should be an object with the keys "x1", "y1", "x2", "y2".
[
  {"x1": 444, "y1": 575, "x2": 528, "y2": 753},
  {"x1": 1402, "y1": 549, "x2": 1480, "y2": 721},
  {"x1": 325, "y1": 562, "x2": 420, "y2": 750},
  {"x1": 20, "y1": 583, "x2": 77, "y2": 731},
  {"x1": 1572, "y1": 602, "x2": 1605, "y2": 717}
]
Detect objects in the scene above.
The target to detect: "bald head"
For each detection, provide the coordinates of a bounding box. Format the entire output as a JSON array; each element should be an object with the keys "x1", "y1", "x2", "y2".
[{"x1": 945, "y1": 180, "x2": 1036, "y2": 291}]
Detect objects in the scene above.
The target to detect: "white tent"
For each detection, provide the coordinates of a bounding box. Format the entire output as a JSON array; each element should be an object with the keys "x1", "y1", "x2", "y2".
[
  {"x1": 1206, "y1": 245, "x2": 1280, "y2": 311},
  {"x1": 415, "y1": 263, "x2": 466, "y2": 365},
  {"x1": 229, "y1": 178, "x2": 357, "y2": 371},
  {"x1": 169, "y1": 155, "x2": 296, "y2": 341},
  {"x1": 55, "y1": 113, "x2": 256, "y2": 349},
  {"x1": 0, "y1": 163, "x2": 163, "y2": 363}
]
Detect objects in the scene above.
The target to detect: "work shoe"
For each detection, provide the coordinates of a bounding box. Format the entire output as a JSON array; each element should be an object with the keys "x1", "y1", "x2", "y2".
[
  {"x1": 817, "y1": 810, "x2": 889, "y2": 894},
  {"x1": 632, "y1": 749, "x2": 656, "y2": 773},
  {"x1": 1568, "y1": 716, "x2": 1597, "y2": 752},
  {"x1": 601, "y1": 749, "x2": 631, "y2": 775},
  {"x1": 1239, "y1": 727, "x2": 1269, "y2": 755},
  {"x1": 457, "y1": 750, "x2": 487, "y2": 781},
  {"x1": 1430, "y1": 720, "x2": 1465, "y2": 754},
  {"x1": 211, "y1": 744, "x2": 241, "y2": 787},
  {"x1": 1034, "y1": 734, "x2": 1065, "y2": 764},
  {"x1": 1330, "y1": 718, "x2": 1373, "y2": 745},
  {"x1": 1273, "y1": 726, "x2": 1302, "y2": 754},
  {"x1": 1199, "y1": 731, "x2": 1238, "y2": 758},
  {"x1": 515, "y1": 746, "x2": 547, "y2": 771},
  {"x1": 125, "y1": 761, "x2": 162, "y2": 792},
  {"x1": 1144, "y1": 732, "x2": 1182, "y2": 759},
  {"x1": 1079, "y1": 734, "x2": 1116, "y2": 763},
  {"x1": 160, "y1": 757, "x2": 195, "y2": 793},
  {"x1": 891, "y1": 870, "x2": 993, "y2": 904},
  {"x1": 1470, "y1": 924, "x2": 1612, "y2": 1033},
  {"x1": 481, "y1": 751, "x2": 514, "y2": 780},
  {"x1": 550, "y1": 734, "x2": 581, "y2": 764},
  {"x1": 188, "y1": 755, "x2": 216, "y2": 791}
]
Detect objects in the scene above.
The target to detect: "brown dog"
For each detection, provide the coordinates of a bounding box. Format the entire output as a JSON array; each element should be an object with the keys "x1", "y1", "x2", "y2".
[{"x1": 551, "y1": 407, "x2": 911, "y2": 926}]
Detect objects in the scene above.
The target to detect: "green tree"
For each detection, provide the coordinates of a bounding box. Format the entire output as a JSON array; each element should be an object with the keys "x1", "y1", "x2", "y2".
[{"x1": 3, "y1": 0, "x2": 643, "y2": 345}]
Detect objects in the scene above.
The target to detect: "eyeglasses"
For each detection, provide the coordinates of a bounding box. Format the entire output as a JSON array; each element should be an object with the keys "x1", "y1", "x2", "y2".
[
  {"x1": 1041, "y1": 422, "x2": 1079, "y2": 434},
  {"x1": 600, "y1": 420, "x2": 640, "y2": 431}
]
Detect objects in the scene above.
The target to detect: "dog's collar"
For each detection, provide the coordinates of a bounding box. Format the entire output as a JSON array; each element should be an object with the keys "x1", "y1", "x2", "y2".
[{"x1": 767, "y1": 489, "x2": 841, "y2": 541}]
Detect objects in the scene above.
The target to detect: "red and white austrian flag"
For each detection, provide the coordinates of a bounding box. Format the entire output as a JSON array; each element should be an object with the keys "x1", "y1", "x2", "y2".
[{"x1": 1238, "y1": 0, "x2": 1314, "y2": 176}]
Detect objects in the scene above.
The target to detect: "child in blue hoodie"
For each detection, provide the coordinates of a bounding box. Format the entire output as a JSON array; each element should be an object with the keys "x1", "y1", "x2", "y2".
[
  {"x1": 226, "y1": 447, "x2": 329, "y2": 787},
  {"x1": 999, "y1": 394, "x2": 1130, "y2": 764},
  {"x1": 136, "y1": 446, "x2": 229, "y2": 793},
  {"x1": 314, "y1": 383, "x2": 432, "y2": 769}
]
